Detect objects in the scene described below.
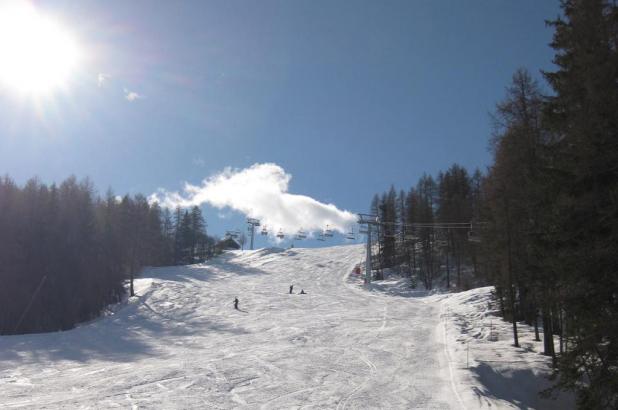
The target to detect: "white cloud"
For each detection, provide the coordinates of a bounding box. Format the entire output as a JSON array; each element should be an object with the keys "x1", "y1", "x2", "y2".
[
  {"x1": 124, "y1": 88, "x2": 143, "y2": 101},
  {"x1": 149, "y1": 163, "x2": 357, "y2": 235},
  {"x1": 97, "y1": 73, "x2": 109, "y2": 87}
]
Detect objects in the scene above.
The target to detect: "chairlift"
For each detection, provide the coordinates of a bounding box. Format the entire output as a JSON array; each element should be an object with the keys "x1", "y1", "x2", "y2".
[
  {"x1": 297, "y1": 229, "x2": 307, "y2": 239},
  {"x1": 246, "y1": 217, "x2": 260, "y2": 227},
  {"x1": 261, "y1": 225, "x2": 268, "y2": 236},
  {"x1": 324, "y1": 225, "x2": 334, "y2": 238},
  {"x1": 317, "y1": 233, "x2": 325, "y2": 241},
  {"x1": 226, "y1": 230, "x2": 240, "y2": 239},
  {"x1": 276, "y1": 229, "x2": 285, "y2": 239},
  {"x1": 345, "y1": 227, "x2": 356, "y2": 240},
  {"x1": 468, "y1": 231, "x2": 481, "y2": 243}
]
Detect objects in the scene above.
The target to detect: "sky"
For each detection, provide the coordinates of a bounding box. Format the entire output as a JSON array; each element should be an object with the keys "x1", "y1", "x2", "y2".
[{"x1": 0, "y1": 0, "x2": 561, "y2": 247}]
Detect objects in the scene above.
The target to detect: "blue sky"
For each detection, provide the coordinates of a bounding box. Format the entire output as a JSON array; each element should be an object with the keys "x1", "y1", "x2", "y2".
[{"x1": 0, "y1": 0, "x2": 560, "y2": 246}]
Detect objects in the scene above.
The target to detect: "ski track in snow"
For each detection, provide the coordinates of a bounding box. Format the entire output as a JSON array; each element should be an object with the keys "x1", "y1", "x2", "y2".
[{"x1": 0, "y1": 245, "x2": 561, "y2": 409}]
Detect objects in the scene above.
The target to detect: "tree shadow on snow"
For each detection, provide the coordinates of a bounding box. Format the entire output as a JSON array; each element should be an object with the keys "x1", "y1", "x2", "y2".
[
  {"x1": 0, "y1": 253, "x2": 269, "y2": 365},
  {"x1": 0, "y1": 317, "x2": 157, "y2": 364},
  {"x1": 470, "y1": 362, "x2": 574, "y2": 410},
  {"x1": 143, "y1": 256, "x2": 271, "y2": 284},
  {"x1": 362, "y1": 278, "x2": 434, "y2": 299},
  {"x1": 0, "y1": 290, "x2": 249, "y2": 365}
]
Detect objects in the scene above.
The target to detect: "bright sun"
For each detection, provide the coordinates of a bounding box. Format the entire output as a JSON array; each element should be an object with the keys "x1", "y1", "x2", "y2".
[{"x1": 0, "y1": 3, "x2": 81, "y2": 96}]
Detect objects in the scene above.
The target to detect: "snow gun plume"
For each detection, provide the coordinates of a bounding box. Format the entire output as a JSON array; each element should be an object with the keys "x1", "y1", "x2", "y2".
[{"x1": 149, "y1": 163, "x2": 357, "y2": 235}]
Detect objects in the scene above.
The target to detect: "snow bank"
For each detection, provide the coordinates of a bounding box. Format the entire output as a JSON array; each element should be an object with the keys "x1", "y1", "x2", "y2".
[{"x1": 440, "y1": 286, "x2": 575, "y2": 409}]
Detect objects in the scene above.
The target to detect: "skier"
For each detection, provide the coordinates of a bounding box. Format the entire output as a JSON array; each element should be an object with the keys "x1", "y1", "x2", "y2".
[
  {"x1": 233, "y1": 297, "x2": 239, "y2": 310},
  {"x1": 300, "y1": 289, "x2": 306, "y2": 294},
  {"x1": 289, "y1": 285, "x2": 294, "y2": 294}
]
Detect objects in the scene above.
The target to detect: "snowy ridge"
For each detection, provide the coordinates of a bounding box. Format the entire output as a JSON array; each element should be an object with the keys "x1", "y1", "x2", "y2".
[{"x1": 0, "y1": 245, "x2": 571, "y2": 409}]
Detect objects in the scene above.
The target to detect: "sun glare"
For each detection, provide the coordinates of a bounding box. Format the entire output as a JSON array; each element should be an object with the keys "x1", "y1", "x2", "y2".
[{"x1": 0, "y1": 3, "x2": 81, "y2": 96}]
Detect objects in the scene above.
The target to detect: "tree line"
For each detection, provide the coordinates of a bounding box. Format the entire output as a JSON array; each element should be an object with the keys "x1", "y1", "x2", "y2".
[
  {"x1": 369, "y1": 164, "x2": 483, "y2": 290},
  {"x1": 369, "y1": 1, "x2": 617, "y2": 408},
  {"x1": 0, "y1": 175, "x2": 216, "y2": 335}
]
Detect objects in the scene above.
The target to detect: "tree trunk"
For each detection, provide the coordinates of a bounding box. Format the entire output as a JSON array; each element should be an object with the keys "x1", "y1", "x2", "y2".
[
  {"x1": 445, "y1": 230, "x2": 451, "y2": 290},
  {"x1": 130, "y1": 268, "x2": 135, "y2": 297},
  {"x1": 456, "y1": 253, "x2": 462, "y2": 290},
  {"x1": 508, "y1": 283, "x2": 519, "y2": 347},
  {"x1": 542, "y1": 306, "x2": 555, "y2": 358},
  {"x1": 472, "y1": 246, "x2": 478, "y2": 278},
  {"x1": 497, "y1": 287, "x2": 506, "y2": 318},
  {"x1": 533, "y1": 308, "x2": 540, "y2": 342},
  {"x1": 558, "y1": 306, "x2": 564, "y2": 354},
  {"x1": 505, "y1": 201, "x2": 519, "y2": 347}
]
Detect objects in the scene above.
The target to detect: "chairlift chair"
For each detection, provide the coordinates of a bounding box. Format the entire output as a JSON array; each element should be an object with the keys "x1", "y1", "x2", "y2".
[
  {"x1": 324, "y1": 225, "x2": 334, "y2": 237},
  {"x1": 246, "y1": 218, "x2": 260, "y2": 227},
  {"x1": 317, "y1": 233, "x2": 325, "y2": 241},
  {"x1": 276, "y1": 229, "x2": 285, "y2": 239},
  {"x1": 261, "y1": 225, "x2": 268, "y2": 235},
  {"x1": 467, "y1": 231, "x2": 481, "y2": 243},
  {"x1": 345, "y1": 227, "x2": 356, "y2": 240}
]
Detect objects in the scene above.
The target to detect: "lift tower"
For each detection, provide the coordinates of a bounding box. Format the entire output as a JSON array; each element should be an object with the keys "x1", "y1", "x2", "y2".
[
  {"x1": 357, "y1": 213, "x2": 379, "y2": 284},
  {"x1": 246, "y1": 218, "x2": 261, "y2": 250}
]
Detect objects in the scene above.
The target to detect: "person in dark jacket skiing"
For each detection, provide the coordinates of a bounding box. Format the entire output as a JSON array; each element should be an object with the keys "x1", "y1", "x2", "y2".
[
  {"x1": 234, "y1": 297, "x2": 239, "y2": 310},
  {"x1": 289, "y1": 285, "x2": 294, "y2": 294}
]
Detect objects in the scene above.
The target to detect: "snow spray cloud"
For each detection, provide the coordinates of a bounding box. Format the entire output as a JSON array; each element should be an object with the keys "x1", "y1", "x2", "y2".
[{"x1": 149, "y1": 163, "x2": 357, "y2": 236}]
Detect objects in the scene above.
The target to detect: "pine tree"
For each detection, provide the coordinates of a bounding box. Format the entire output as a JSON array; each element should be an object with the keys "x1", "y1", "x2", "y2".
[
  {"x1": 179, "y1": 210, "x2": 193, "y2": 264},
  {"x1": 173, "y1": 206, "x2": 183, "y2": 264},
  {"x1": 416, "y1": 174, "x2": 438, "y2": 289},
  {"x1": 543, "y1": 1, "x2": 618, "y2": 406},
  {"x1": 483, "y1": 68, "x2": 546, "y2": 349},
  {"x1": 405, "y1": 187, "x2": 420, "y2": 280},
  {"x1": 438, "y1": 164, "x2": 473, "y2": 289},
  {"x1": 190, "y1": 206, "x2": 207, "y2": 262},
  {"x1": 161, "y1": 208, "x2": 175, "y2": 265},
  {"x1": 379, "y1": 186, "x2": 398, "y2": 272}
]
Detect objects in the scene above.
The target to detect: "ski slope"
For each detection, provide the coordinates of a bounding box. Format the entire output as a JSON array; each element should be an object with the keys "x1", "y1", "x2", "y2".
[{"x1": 0, "y1": 245, "x2": 565, "y2": 409}]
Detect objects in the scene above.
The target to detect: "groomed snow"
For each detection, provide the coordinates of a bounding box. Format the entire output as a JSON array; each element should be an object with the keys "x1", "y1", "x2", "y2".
[{"x1": 0, "y1": 245, "x2": 572, "y2": 409}]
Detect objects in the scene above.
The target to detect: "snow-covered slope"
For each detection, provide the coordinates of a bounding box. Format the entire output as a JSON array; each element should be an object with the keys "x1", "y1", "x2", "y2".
[
  {"x1": 0, "y1": 245, "x2": 571, "y2": 409},
  {"x1": 439, "y1": 287, "x2": 574, "y2": 410}
]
